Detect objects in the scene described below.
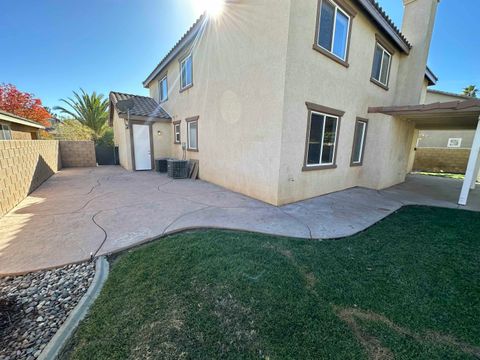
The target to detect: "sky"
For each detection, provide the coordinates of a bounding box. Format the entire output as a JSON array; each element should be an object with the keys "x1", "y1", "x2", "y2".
[{"x1": 0, "y1": 0, "x2": 478, "y2": 110}]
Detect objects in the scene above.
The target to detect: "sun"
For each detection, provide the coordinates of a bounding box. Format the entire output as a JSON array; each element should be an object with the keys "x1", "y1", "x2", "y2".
[{"x1": 194, "y1": 0, "x2": 225, "y2": 18}]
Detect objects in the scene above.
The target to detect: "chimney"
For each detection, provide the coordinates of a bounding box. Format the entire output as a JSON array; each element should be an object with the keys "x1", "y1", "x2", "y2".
[{"x1": 394, "y1": 0, "x2": 439, "y2": 105}]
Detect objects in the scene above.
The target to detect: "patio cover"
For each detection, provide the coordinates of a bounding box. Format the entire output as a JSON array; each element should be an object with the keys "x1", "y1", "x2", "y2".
[{"x1": 369, "y1": 99, "x2": 480, "y2": 206}]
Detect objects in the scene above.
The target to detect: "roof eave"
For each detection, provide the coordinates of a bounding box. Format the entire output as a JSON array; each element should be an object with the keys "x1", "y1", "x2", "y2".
[
  {"x1": 355, "y1": 0, "x2": 411, "y2": 54},
  {"x1": 425, "y1": 67, "x2": 438, "y2": 86},
  {"x1": 142, "y1": 15, "x2": 205, "y2": 88}
]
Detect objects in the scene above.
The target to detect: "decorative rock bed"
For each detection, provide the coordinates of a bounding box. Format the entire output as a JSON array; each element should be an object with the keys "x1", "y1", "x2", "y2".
[{"x1": 0, "y1": 262, "x2": 95, "y2": 360}]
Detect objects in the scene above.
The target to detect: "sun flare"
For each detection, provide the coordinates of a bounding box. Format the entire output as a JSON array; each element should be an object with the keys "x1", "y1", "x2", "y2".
[{"x1": 194, "y1": 0, "x2": 225, "y2": 18}]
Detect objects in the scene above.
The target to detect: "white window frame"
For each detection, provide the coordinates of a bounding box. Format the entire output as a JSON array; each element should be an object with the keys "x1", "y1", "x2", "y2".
[
  {"x1": 159, "y1": 75, "x2": 168, "y2": 102},
  {"x1": 180, "y1": 54, "x2": 193, "y2": 91},
  {"x1": 371, "y1": 42, "x2": 392, "y2": 87},
  {"x1": 0, "y1": 124, "x2": 12, "y2": 140},
  {"x1": 306, "y1": 111, "x2": 339, "y2": 167},
  {"x1": 174, "y1": 123, "x2": 181, "y2": 144},
  {"x1": 187, "y1": 119, "x2": 198, "y2": 151},
  {"x1": 317, "y1": 0, "x2": 351, "y2": 61},
  {"x1": 351, "y1": 119, "x2": 367, "y2": 165},
  {"x1": 447, "y1": 138, "x2": 462, "y2": 148}
]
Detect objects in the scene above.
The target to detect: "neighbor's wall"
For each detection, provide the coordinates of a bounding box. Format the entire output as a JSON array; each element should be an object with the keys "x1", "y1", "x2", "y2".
[
  {"x1": 59, "y1": 141, "x2": 96, "y2": 167},
  {"x1": 148, "y1": 0, "x2": 292, "y2": 204},
  {"x1": 417, "y1": 130, "x2": 475, "y2": 148},
  {"x1": 0, "y1": 140, "x2": 60, "y2": 216},
  {"x1": 276, "y1": 0, "x2": 416, "y2": 204},
  {"x1": 413, "y1": 148, "x2": 470, "y2": 174},
  {"x1": 0, "y1": 121, "x2": 38, "y2": 140}
]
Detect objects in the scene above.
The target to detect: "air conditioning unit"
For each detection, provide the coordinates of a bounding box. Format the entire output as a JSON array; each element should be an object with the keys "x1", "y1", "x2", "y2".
[{"x1": 167, "y1": 159, "x2": 188, "y2": 179}]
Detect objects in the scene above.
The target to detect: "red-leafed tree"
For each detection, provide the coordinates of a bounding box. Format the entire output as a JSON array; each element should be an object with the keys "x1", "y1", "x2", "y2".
[{"x1": 0, "y1": 84, "x2": 51, "y2": 127}]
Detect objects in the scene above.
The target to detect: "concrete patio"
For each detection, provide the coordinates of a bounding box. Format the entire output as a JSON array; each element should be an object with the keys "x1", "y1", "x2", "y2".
[{"x1": 0, "y1": 166, "x2": 478, "y2": 275}]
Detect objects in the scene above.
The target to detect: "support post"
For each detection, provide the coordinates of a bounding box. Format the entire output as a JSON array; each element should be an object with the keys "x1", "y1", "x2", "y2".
[
  {"x1": 459, "y1": 117, "x2": 480, "y2": 205},
  {"x1": 470, "y1": 155, "x2": 480, "y2": 190}
]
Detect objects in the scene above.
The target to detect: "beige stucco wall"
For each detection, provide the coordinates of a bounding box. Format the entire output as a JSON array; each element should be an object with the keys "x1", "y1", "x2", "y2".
[
  {"x1": 152, "y1": 122, "x2": 172, "y2": 159},
  {"x1": 113, "y1": 110, "x2": 132, "y2": 170},
  {"x1": 425, "y1": 90, "x2": 468, "y2": 103},
  {"x1": 276, "y1": 0, "x2": 419, "y2": 204},
  {"x1": 148, "y1": 0, "x2": 292, "y2": 204},
  {"x1": 140, "y1": 0, "x2": 436, "y2": 205}
]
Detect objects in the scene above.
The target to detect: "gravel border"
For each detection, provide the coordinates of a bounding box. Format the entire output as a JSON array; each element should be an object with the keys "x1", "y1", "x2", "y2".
[
  {"x1": 38, "y1": 257, "x2": 109, "y2": 360},
  {"x1": 0, "y1": 261, "x2": 96, "y2": 360}
]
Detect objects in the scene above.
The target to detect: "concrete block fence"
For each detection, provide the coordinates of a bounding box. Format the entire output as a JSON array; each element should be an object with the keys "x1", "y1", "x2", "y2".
[
  {"x1": 413, "y1": 148, "x2": 470, "y2": 174},
  {"x1": 0, "y1": 140, "x2": 96, "y2": 216}
]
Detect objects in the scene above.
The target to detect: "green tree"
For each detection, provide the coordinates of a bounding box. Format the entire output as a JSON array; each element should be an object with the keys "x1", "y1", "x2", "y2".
[
  {"x1": 55, "y1": 119, "x2": 95, "y2": 141},
  {"x1": 54, "y1": 89, "x2": 109, "y2": 141},
  {"x1": 462, "y1": 85, "x2": 478, "y2": 98}
]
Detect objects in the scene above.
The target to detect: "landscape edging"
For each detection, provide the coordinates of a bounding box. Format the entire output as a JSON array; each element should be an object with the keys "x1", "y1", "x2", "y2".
[{"x1": 37, "y1": 256, "x2": 109, "y2": 360}]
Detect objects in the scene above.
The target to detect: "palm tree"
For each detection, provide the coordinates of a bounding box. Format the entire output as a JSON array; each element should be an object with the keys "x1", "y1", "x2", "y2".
[
  {"x1": 54, "y1": 89, "x2": 109, "y2": 140},
  {"x1": 462, "y1": 85, "x2": 478, "y2": 98}
]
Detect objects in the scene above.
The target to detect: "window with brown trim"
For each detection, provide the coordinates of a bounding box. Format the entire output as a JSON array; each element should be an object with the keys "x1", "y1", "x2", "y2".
[
  {"x1": 180, "y1": 54, "x2": 193, "y2": 91},
  {"x1": 370, "y1": 35, "x2": 395, "y2": 90},
  {"x1": 313, "y1": 0, "x2": 356, "y2": 67},
  {"x1": 350, "y1": 118, "x2": 368, "y2": 166},
  {"x1": 303, "y1": 103, "x2": 343, "y2": 171},
  {"x1": 173, "y1": 121, "x2": 181, "y2": 144},
  {"x1": 186, "y1": 116, "x2": 198, "y2": 151}
]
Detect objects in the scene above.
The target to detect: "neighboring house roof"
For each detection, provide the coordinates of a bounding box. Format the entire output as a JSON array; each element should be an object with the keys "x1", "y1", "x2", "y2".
[
  {"x1": 143, "y1": 0, "x2": 413, "y2": 88},
  {"x1": 425, "y1": 66, "x2": 438, "y2": 86},
  {"x1": 427, "y1": 89, "x2": 473, "y2": 100},
  {"x1": 0, "y1": 110, "x2": 45, "y2": 129},
  {"x1": 109, "y1": 92, "x2": 171, "y2": 126}
]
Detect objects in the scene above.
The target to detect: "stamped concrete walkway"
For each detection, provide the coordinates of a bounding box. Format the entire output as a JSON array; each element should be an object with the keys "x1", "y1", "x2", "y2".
[{"x1": 1, "y1": 166, "x2": 478, "y2": 274}]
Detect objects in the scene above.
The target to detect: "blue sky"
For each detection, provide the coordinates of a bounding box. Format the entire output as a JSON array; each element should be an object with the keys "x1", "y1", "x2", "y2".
[{"x1": 0, "y1": 0, "x2": 478, "y2": 109}]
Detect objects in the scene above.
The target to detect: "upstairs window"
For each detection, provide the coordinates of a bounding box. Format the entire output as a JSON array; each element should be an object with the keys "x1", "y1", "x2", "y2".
[
  {"x1": 159, "y1": 76, "x2": 168, "y2": 102},
  {"x1": 371, "y1": 42, "x2": 392, "y2": 88},
  {"x1": 180, "y1": 54, "x2": 193, "y2": 91},
  {"x1": 0, "y1": 124, "x2": 12, "y2": 140},
  {"x1": 316, "y1": 0, "x2": 351, "y2": 62},
  {"x1": 351, "y1": 118, "x2": 368, "y2": 166}
]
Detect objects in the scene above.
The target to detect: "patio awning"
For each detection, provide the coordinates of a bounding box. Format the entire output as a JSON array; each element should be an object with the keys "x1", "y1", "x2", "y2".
[
  {"x1": 368, "y1": 99, "x2": 480, "y2": 130},
  {"x1": 369, "y1": 99, "x2": 480, "y2": 206}
]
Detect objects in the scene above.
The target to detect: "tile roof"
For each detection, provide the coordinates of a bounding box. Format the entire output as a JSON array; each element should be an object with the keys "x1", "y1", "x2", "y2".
[
  {"x1": 109, "y1": 92, "x2": 171, "y2": 120},
  {"x1": 357, "y1": 0, "x2": 411, "y2": 49}
]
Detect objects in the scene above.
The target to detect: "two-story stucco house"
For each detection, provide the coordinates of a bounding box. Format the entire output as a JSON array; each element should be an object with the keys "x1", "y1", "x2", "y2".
[{"x1": 111, "y1": 0, "x2": 480, "y2": 206}]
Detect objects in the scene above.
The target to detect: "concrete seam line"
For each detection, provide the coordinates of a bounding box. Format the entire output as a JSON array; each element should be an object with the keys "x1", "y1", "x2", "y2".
[{"x1": 37, "y1": 256, "x2": 109, "y2": 360}]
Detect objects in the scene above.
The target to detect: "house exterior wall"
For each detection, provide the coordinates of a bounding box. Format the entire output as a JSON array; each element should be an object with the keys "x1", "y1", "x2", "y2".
[
  {"x1": 113, "y1": 110, "x2": 133, "y2": 170},
  {"x1": 0, "y1": 120, "x2": 39, "y2": 140},
  {"x1": 276, "y1": 0, "x2": 417, "y2": 204},
  {"x1": 152, "y1": 122, "x2": 172, "y2": 159},
  {"x1": 147, "y1": 0, "x2": 292, "y2": 204}
]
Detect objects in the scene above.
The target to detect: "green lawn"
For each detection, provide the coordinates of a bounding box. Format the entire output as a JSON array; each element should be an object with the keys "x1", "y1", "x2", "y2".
[{"x1": 62, "y1": 206, "x2": 480, "y2": 360}]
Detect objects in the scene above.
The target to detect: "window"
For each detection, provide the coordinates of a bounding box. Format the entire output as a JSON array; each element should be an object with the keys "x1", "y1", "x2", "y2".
[
  {"x1": 186, "y1": 116, "x2": 198, "y2": 151},
  {"x1": 180, "y1": 54, "x2": 193, "y2": 90},
  {"x1": 371, "y1": 42, "x2": 392, "y2": 88},
  {"x1": 447, "y1": 138, "x2": 462, "y2": 148},
  {"x1": 159, "y1": 76, "x2": 168, "y2": 102},
  {"x1": 315, "y1": 0, "x2": 352, "y2": 63},
  {"x1": 0, "y1": 124, "x2": 12, "y2": 140},
  {"x1": 304, "y1": 106, "x2": 340, "y2": 169},
  {"x1": 351, "y1": 118, "x2": 368, "y2": 166},
  {"x1": 173, "y1": 121, "x2": 181, "y2": 144}
]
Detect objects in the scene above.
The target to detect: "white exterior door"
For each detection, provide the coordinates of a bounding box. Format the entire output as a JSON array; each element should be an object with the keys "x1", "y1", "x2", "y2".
[{"x1": 132, "y1": 124, "x2": 152, "y2": 171}]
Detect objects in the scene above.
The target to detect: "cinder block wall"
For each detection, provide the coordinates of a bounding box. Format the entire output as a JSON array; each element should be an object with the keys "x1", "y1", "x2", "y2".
[
  {"x1": 59, "y1": 141, "x2": 96, "y2": 167},
  {"x1": 0, "y1": 140, "x2": 61, "y2": 216},
  {"x1": 413, "y1": 148, "x2": 470, "y2": 174}
]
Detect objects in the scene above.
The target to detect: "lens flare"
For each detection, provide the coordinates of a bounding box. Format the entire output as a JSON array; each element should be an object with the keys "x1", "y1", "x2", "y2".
[{"x1": 194, "y1": 0, "x2": 224, "y2": 18}]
